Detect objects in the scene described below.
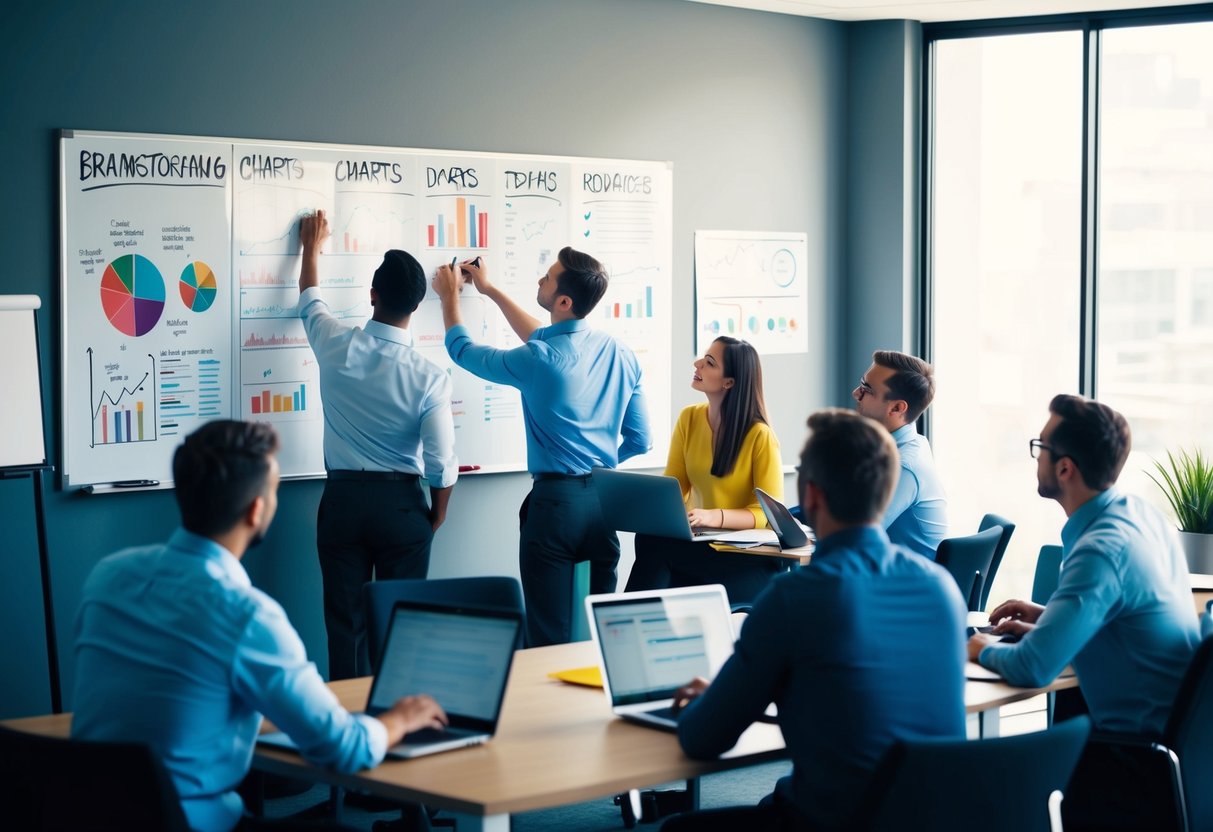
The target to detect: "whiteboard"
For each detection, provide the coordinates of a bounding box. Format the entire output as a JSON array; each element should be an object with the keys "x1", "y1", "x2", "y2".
[
  {"x1": 0, "y1": 296, "x2": 47, "y2": 469},
  {"x1": 60, "y1": 130, "x2": 672, "y2": 487}
]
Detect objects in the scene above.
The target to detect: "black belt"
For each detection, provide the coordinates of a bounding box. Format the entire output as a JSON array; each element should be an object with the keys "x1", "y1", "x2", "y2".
[
  {"x1": 532, "y1": 472, "x2": 592, "y2": 482},
  {"x1": 327, "y1": 469, "x2": 420, "y2": 482}
]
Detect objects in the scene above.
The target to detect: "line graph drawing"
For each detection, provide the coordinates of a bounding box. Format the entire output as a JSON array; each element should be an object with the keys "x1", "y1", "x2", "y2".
[{"x1": 88, "y1": 349, "x2": 157, "y2": 447}]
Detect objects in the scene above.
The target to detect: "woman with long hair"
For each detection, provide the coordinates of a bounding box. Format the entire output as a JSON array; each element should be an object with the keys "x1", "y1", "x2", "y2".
[{"x1": 625, "y1": 336, "x2": 784, "y2": 603}]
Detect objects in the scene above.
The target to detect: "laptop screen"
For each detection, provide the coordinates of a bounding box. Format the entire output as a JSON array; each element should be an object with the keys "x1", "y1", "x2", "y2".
[
  {"x1": 366, "y1": 605, "x2": 519, "y2": 724},
  {"x1": 589, "y1": 588, "x2": 734, "y2": 706}
]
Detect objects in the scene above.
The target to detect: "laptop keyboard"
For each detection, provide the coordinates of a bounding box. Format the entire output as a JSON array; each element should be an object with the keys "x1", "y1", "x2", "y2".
[
  {"x1": 644, "y1": 706, "x2": 680, "y2": 722},
  {"x1": 402, "y1": 727, "x2": 468, "y2": 743}
]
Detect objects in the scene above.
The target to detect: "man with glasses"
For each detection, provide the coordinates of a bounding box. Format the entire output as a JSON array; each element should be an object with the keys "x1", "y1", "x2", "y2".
[
  {"x1": 969, "y1": 394, "x2": 1200, "y2": 831},
  {"x1": 851, "y1": 350, "x2": 948, "y2": 559}
]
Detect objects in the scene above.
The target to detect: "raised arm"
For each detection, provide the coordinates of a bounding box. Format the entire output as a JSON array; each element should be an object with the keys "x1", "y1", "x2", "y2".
[
  {"x1": 298, "y1": 210, "x2": 330, "y2": 294},
  {"x1": 463, "y1": 258, "x2": 541, "y2": 342}
]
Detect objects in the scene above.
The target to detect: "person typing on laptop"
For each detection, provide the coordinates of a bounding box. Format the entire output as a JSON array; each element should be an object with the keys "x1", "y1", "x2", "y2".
[
  {"x1": 626, "y1": 337, "x2": 784, "y2": 604},
  {"x1": 71, "y1": 421, "x2": 447, "y2": 832},
  {"x1": 663, "y1": 409, "x2": 967, "y2": 832}
]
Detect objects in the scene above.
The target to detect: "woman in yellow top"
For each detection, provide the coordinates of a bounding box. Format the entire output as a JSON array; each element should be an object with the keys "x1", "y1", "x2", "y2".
[{"x1": 625, "y1": 336, "x2": 784, "y2": 603}]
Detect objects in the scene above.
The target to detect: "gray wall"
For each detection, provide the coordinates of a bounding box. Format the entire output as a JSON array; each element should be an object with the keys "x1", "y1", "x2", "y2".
[{"x1": 0, "y1": 0, "x2": 876, "y2": 718}]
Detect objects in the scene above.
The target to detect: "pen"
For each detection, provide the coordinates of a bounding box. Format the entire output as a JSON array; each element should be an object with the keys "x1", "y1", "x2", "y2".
[{"x1": 113, "y1": 479, "x2": 160, "y2": 488}]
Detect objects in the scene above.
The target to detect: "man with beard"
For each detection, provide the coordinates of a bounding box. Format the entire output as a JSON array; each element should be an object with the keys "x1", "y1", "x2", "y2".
[
  {"x1": 664, "y1": 409, "x2": 966, "y2": 831},
  {"x1": 969, "y1": 394, "x2": 1200, "y2": 831},
  {"x1": 71, "y1": 421, "x2": 447, "y2": 832}
]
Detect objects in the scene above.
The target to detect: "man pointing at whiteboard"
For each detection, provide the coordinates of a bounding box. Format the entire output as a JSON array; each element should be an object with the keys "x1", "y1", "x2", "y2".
[
  {"x1": 434, "y1": 251, "x2": 651, "y2": 646},
  {"x1": 298, "y1": 210, "x2": 458, "y2": 680}
]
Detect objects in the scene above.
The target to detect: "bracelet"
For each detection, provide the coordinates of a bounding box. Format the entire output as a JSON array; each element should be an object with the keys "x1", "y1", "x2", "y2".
[{"x1": 719, "y1": 508, "x2": 725, "y2": 528}]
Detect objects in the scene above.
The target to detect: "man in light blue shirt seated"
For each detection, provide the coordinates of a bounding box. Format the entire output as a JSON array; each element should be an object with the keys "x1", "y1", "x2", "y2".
[
  {"x1": 969, "y1": 394, "x2": 1200, "y2": 832},
  {"x1": 434, "y1": 251, "x2": 651, "y2": 646},
  {"x1": 851, "y1": 350, "x2": 948, "y2": 559},
  {"x1": 666, "y1": 409, "x2": 967, "y2": 832},
  {"x1": 72, "y1": 421, "x2": 448, "y2": 832}
]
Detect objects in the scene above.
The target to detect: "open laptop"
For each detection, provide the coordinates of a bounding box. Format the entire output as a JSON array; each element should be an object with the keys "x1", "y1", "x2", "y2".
[
  {"x1": 260, "y1": 600, "x2": 521, "y2": 759},
  {"x1": 592, "y1": 468, "x2": 733, "y2": 542},
  {"x1": 754, "y1": 487, "x2": 812, "y2": 550},
  {"x1": 585, "y1": 585, "x2": 735, "y2": 731}
]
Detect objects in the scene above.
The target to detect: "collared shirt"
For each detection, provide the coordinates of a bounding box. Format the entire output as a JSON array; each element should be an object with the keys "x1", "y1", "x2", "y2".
[
  {"x1": 978, "y1": 488, "x2": 1200, "y2": 735},
  {"x1": 678, "y1": 526, "x2": 967, "y2": 829},
  {"x1": 71, "y1": 529, "x2": 388, "y2": 832},
  {"x1": 445, "y1": 318, "x2": 651, "y2": 474},
  {"x1": 883, "y1": 423, "x2": 948, "y2": 559},
  {"x1": 300, "y1": 287, "x2": 457, "y2": 487}
]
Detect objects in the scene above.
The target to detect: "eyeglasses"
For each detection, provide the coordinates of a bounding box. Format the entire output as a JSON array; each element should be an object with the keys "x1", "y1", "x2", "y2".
[
  {"x1": 1029, "y1": 438, "x2": 1066, "y2": 460},
  {"x1": 855, "y1": 377, "x2": 877, "y2": 400}
]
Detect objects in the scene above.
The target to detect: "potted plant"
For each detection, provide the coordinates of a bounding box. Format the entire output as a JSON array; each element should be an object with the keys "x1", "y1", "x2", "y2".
[{"x1": 1148, "y1": 448, "x2": 1213, "y2": 574}]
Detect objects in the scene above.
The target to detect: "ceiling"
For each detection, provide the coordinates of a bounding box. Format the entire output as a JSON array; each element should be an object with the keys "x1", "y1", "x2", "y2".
[{"x1": 686, "y1": 0, "x2": 1212, "y2": 23}]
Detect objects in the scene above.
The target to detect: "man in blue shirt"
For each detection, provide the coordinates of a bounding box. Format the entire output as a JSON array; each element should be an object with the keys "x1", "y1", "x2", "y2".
[
  {"x1": 434, "y1": 251, "x2": 651, "y2": 646},
  {"x1": 72, "y1": 421, "x2": 447, "y2": 832},
  {"x1": 852, "y1": 350, "x2": 948, "y2": 559},
  {"x1": 667, "y1": 409, "x2": 967, "y2": 832},
  {"x1": 969, "y1": 394, "x2": 1200, "y2": 831},
  {"x1": 298, "y1": 210, "x2": 459, "y2": 679}
]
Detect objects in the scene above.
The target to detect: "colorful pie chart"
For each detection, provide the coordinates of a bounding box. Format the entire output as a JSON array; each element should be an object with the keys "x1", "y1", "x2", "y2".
[
  {"x1": 180, "y1": 261, "x2": 218, "y2": 312},
  {"x1": 100, "y1": 254, "x2": 165, "y2": 337}
]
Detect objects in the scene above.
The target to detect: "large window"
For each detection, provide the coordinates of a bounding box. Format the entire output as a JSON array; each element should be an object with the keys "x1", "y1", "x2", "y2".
[{"x1": 929, "y1": 14, "x2": 1213, "y2": 605}]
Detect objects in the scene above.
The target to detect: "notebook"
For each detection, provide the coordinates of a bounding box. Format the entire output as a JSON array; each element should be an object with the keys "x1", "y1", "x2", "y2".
[
  {"x1": 591, "y1": 468, "x2": 733, "y2": 542},
  {"x1": 753, "y1": 487, "x2": 812, "y2": 549},
  {"x1": 259, "y1": 600, "x2": 521, "y2": 760},
  {"x1": 584, "y1": 585, "x2": 735, "y2": 731}
]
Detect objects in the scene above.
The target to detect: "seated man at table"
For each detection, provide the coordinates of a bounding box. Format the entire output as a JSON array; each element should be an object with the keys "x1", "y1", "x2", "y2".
[
  {"x1": 969, "y1": 394, "x2": 1200, "y2": 831},
  {"x1": 71, "y1": 420, "x2": 448, "y2": 832},
  {"x1": 666, "y1": 408, "x2": 967, "y2": 831}
]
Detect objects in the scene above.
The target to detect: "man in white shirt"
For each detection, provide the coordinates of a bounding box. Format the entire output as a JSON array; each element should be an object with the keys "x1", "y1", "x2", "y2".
[{"x1": 298, "y1": 210, "x2": 458, "y2": 679}]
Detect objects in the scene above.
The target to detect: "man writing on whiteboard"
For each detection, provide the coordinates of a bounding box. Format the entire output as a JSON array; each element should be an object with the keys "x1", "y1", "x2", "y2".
[
  {"x1": 298, "y1": 210, "x2": 458, "y2": 680},
  {"x1": 433, "y1": 251, "x2": 651, "y2": 646}
]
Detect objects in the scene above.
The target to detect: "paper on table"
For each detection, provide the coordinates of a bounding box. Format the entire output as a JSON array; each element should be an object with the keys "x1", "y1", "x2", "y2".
[
  {"x1": 548, "y1": 666, "x2": 604, "y2": 688},
  {"x1": 711, "y1": 529, "x2": 780, "y2": 546}
]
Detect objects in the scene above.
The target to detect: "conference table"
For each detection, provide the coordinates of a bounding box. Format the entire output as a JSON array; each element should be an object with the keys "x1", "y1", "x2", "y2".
[{"x1": 3, "y1": 640, "x2": 1077, "y2": 832}]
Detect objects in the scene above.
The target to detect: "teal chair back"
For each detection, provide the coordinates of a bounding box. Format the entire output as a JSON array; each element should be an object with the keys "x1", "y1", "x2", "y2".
[
  {"x1": 935, "y1": 526, "x2": 1003, "y2": 612},
  {"x1": 977, "y1": 513, "x2": 1016, "y2": 610},
  {"x1": 855, "y1": 716, "x2": 1091, "y2": 832},
  {"x1": 1032, "y1": 545, "x2": 1063, "y2": 605}
]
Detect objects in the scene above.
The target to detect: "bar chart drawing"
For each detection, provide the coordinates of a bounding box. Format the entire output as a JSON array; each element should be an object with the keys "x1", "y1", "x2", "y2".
[
  {"x1": 245, "y1": 381, "x2": 311, "y2": 421},
  {"x1": 427, "y1": 197, "x2": 490, "y2": 249},
  {"x1": 334, "y1": 195, "x2": 416, "y2": 254},
  {"x1": 88, "y1": 348, "x2": 157, "y2": 447}
]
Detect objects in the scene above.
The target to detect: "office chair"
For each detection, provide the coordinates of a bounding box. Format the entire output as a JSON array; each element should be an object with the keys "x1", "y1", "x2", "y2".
[
  {"x1": 1028, "y1": 545, "x2": 1066, "y2": 725},
  {"x1": 363, "y1": 575, "x2": 526, "y2": 666},
  {"x1": 0, "y1": 726, "x2": 188, "y2": 832},
  {"x1": 853, "y1": 715, "x2": 1091, "y2": 832},
  {"x1": 1077, "y1": 636, "x2": 1213, "y2": 832},
  {"x1": 1203, "y1": 599, "x2": 1213, "y2": 640},
  {"x1": 977, "y1": 513, "x2": 1016, "y2": 610},
  {"x1": 935, "y1": 526, "x2": 1003, "y2": 612}
]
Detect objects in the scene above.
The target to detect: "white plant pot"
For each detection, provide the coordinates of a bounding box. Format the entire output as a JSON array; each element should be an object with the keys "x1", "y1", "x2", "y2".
[{"x1": 1179, "y1": 531, "x2": 1213, "y2": 575}]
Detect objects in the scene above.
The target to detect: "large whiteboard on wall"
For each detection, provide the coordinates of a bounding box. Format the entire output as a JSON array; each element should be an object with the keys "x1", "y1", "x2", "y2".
[{"x1": 60, "y1": 130, "x2": 672, "y2": 487}]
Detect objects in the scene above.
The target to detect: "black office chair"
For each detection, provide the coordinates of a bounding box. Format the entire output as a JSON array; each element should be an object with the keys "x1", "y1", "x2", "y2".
[
  {"x1": 0, "y1": 726, "x2": 189, "y2": 831},
  {"x1": 1077, "y1": 636, "x2": 1213, "y2": 832},
  {"x1": 935, "y1": 526, "x2": 1003, "y2": 612},
  {"x1": 363, "y1": 575, "x2": 527, "y2": 666},
  {"x1": 977, "y1": 513, "x2": 1016, "y2": 610},
  {"x1": 853, "y1": 715, "x2": 1091, "y2": 832}
]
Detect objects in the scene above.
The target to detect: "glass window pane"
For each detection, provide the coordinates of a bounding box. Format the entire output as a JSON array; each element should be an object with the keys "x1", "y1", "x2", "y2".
[
  {"x1": 1098, "y1": 22, "x2": 1213, "y2": 512},
  {"x1": 932, "y1": 32, "x2": 1082, "y2": 605}
]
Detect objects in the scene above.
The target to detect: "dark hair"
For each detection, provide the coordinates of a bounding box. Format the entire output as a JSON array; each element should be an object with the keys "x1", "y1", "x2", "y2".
[
  {"x1": 711, "y1": 337, "x2": 769, "y2": 478},
  {"x1": 371, "y1": 249, "x2": 427, "y2": 317},
  {"x1": 872, "y1": 350, "x2": 935, "y2": 423},
  {"x1": 798, "y1": 409, "x2": 899, "y2": 524},
  {"x1": 554, "y1": 247, "x2": 609, "y2": 317},
  {"x1": 1047, "y1": 394, "x2": 1131, "y2": 491},
  {"x1": 172, "y1": 420, "x2": 279, "y2": 537}
]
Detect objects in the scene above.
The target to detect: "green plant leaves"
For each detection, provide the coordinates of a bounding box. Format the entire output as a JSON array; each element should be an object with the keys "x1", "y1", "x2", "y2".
[{"x1": 1147, "y1": 448, "x2": 1213, "y2": 533}]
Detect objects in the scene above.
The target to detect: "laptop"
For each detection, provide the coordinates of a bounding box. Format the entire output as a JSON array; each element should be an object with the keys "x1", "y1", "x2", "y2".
[
  {"x1": 260, "y1": 600, "x2": 521, "y2": 759},
  {"x1": 592, "y1": 468, "x2": 733, "y2": 542},
  {"x1": 585, "y1": 585, "x2": 735, "y2": 731},
  {"x1": 753, "y1": 487, "x2": 812, "y2": 550}
]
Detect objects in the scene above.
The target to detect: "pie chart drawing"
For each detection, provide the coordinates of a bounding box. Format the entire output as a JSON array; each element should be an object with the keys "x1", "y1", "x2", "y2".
[
  {"x1": 180, "y1": 261, "x2": 218, "y2": 312},
  {"x1": 100, "y1": 254, "x2": 165, "y2": 337}
]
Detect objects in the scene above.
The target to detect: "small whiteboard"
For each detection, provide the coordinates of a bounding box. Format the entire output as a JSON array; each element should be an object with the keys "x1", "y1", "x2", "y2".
[{"x1": 0, "y1": 296, "x2": 48, "y2": 468}]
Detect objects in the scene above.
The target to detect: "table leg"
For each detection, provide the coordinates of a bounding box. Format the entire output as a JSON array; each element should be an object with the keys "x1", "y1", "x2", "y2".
[
  {"x1": 448, "y1": 812, "x2": 509, "y2": 832},
  {"x1": 977, "y1": 707, "x2": 1001, "y2": 738}
]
